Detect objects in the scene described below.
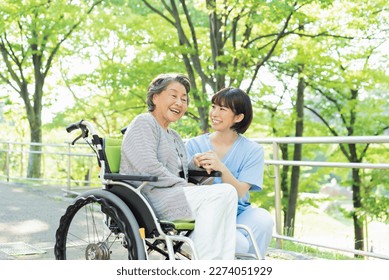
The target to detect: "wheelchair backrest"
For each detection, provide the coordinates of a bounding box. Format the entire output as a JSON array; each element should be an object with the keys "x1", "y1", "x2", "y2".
[
  {"x1": 102, "y1": 137, "x2": 160, "y2": 236},
  {"x1": 103, "y1": 138, "x2": 122, "y2": 173}
]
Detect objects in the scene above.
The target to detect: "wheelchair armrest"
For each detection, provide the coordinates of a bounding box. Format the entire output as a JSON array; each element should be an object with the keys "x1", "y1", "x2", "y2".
[
  {"x1": 186, "y1": 170, "x2": 222, "y2": 185},
  {"x1": 180, "y1": 170, "x2": 222, "y2": 185},
  {"x1": 179, "y1": 170, "x2": 222, "y2": 178},
  {"x1": 103, "y1": 173, "x2": 158, "y2": 182},
  {"x1": 188, "y1": 170, "x2": 221, "y2": 177}
]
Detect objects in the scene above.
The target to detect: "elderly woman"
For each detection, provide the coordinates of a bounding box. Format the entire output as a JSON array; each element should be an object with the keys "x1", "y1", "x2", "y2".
[{"x1": 120, "y1": 73, "x2": 238, "y2": 260}]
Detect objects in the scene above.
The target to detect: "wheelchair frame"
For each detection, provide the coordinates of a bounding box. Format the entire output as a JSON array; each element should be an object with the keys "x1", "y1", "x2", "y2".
[{"x1": 54, "y1": 120, "x2": 261, "y2": 260}]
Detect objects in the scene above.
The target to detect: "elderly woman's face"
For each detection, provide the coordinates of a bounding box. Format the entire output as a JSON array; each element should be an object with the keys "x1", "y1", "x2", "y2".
[{"x1": 152, "y1": 81, "x2": 188, "y2": 128}]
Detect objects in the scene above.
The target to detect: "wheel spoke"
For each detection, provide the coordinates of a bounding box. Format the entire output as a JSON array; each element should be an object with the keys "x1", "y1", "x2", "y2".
[{"x1": 54, "y1": 194, "x2": 144, "y2": 260}]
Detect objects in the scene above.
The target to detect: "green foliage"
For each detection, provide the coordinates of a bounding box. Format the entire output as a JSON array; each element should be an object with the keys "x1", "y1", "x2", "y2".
[
  {"x1": 360, "y1": 167, "x2": 389, "y2": 223},
  {"x1": 1, "y1": 0, "x2": 388, "y2": 249}
]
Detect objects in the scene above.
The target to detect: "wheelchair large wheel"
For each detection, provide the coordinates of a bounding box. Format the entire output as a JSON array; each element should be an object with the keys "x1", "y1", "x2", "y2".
[{"x1": 54, "y1": 190, "x2": 146, "y2": 260}]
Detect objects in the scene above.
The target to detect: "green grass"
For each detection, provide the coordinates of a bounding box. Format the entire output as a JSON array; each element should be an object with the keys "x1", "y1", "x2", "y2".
[{"x1": 269, "y1": 239, "x2": 355, "y2": 260}]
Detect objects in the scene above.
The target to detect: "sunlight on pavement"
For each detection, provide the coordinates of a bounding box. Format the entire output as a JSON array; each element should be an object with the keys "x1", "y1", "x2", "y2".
[{"x1": 0, "y1": 219, "x2": 49, "y2": 236}]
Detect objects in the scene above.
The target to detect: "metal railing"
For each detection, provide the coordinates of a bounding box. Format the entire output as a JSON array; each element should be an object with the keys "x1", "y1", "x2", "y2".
[
  {"x1": 252, "y1": 135, "x2": 389, "y2": 260},
  {"x1": 0, "y1": 141, "x2": 98, "y2": 190},
  {"x1": 0, "y1": 135, "x2": 388, "y2": 259}
]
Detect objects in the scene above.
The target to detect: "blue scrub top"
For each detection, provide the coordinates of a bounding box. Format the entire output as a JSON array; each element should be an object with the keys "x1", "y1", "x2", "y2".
[{"x1": 186, "y1": 134, "x2": 264, "y2": 215}]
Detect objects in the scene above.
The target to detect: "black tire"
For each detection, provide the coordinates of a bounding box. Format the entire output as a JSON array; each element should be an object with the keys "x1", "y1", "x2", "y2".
[{"x1": 54, "y1": 190, "x2": 146, "y2": 260}]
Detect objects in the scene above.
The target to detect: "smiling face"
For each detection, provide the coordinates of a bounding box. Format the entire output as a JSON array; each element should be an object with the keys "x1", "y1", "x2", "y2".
[
  {"x1": 209, "y1": 103, "x2": 243, "y2": 132},
  {"x1": 152, "y1": 81, "x2": 188, "y2": 129},
  {"x1": 210, "y1": 88, "x2": 253, "y2": 134}
]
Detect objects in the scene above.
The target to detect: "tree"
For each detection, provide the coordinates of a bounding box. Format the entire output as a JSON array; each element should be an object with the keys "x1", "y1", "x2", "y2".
[
  {"x1": 138, "y1": 0, "x2": 307, "y2": 132},
  {"x1": 259, "y1": 0, "x2": 389, "y2": 252},
  {"x1": 303, "y1": 9, "x2": 389, "y2": 252},
  {"x1": 306, "y1": 68, "x2": 388, "y2": 252},
  {"x1": 0, "y1": 0, "x2": 102, "y2": 178}
]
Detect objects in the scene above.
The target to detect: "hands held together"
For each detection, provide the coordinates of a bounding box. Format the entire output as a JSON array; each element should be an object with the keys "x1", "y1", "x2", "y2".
[{"x1": 193, "y1": 151, "x2": 225, "y2": 174}]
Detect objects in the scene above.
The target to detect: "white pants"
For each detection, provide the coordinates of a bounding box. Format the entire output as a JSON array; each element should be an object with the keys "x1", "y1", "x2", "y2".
[
  {"x1": 183, "y1": 183, "x2": 238, "y2": 260},
  {"x1": 236, "y1": 207, "x2": 274, "y2": 259}
]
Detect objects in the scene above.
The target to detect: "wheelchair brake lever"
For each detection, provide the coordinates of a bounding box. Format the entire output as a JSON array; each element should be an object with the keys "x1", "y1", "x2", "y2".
[
  {"x1": 71, "y1": 128, "x2": 89, "y2": 145},
  {"x1": 71, "y1": 134, "x2": 83, "y2": 145}
]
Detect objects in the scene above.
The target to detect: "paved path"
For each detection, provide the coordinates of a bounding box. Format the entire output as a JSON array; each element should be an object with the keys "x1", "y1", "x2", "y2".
[
  {"x1": 0, "y1": 182, "x2": 74, "y2": 260},
  {"x1": 0, "y1": 181, "x2": 315, "y2": 261}
]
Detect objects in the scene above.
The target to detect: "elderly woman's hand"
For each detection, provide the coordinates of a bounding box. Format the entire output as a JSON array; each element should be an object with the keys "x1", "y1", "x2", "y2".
[{"x1": 195, "y1": 151, "x2": 225, "y2": 174}]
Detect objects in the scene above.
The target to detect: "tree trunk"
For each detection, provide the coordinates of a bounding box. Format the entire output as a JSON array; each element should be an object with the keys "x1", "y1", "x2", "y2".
[
  {"x1": 279, "y1": 143, "x2": 290, "y2": 234},
  {"x1": 27, "y1": 118, "x2": 42, "y2": 178},
  {"x1": 285, "y1": 68, "x2": 305, "y2": 236},
  {"x1": 352, "y1": 168, "x2": 364, "y2": 254},
  {"x1": 349, "y1": 142, "x2": 364, "y2": 255},
  {"x1": 199, "y1": 105, "x2": 210, "y2": 133},
  {"x1": 26, "y1": 74, "x2": 44, "y2": 178}
]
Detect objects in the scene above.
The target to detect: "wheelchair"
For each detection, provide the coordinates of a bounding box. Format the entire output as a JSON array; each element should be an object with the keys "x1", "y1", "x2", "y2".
[{"x1": 54, "y1": 120, "x2": 261, "y2": 260}]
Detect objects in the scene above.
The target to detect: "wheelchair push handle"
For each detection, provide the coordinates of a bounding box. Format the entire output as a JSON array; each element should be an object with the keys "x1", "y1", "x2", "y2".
[
  {"x1": 66, "y1": 120, "x2": 100, "y2": 145},
  {"x1": 66, "y1": 120, "x2": 86, "y2": 133}
]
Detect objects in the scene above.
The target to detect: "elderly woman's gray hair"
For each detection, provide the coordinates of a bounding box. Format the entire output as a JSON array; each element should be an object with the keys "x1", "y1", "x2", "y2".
[{"x1": 146, "y1": 73, "x2": 191, "y2": 112}]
